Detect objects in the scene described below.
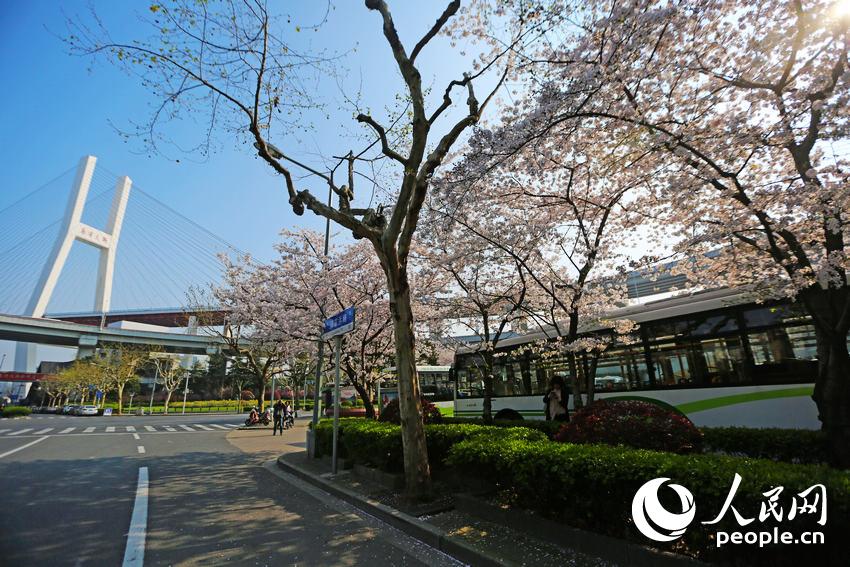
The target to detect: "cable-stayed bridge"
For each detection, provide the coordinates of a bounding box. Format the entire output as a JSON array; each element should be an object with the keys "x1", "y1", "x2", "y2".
[{"x1": 0, "y1": 156, "x2": 243, "y2": 373}]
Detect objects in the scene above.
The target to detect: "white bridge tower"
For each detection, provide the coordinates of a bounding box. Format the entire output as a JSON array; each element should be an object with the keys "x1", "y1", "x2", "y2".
[{"x1": 15, "y1": 155, "x2": 132, "y2": 371}]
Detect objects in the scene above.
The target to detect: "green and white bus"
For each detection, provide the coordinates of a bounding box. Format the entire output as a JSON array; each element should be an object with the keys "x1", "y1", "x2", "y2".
[{"x1": 453, "y1": 287, "x2": 827, "y2": 428}]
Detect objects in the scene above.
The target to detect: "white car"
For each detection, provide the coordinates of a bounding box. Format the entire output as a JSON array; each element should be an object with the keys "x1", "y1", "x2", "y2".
[{"x1": 79, "y1": 405, "x2": 99, "y2": 416}]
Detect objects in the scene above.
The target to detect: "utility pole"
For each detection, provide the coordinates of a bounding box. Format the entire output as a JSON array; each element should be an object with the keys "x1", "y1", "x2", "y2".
[
  {"x1": 149, "y1": 364, "x2": 159, "y2": 415},
  {"x1": 310, "y1": 181, "x2": 334, "y2": 428}
]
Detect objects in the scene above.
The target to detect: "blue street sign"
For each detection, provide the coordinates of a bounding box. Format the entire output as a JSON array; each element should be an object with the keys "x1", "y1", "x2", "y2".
[{"x1": 322, "y1": 307, "x2": 355, "y2": 339}]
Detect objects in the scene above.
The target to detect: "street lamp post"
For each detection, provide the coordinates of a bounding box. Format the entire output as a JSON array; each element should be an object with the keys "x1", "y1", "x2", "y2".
[
  {"x1": 181, "y1": 370, "x2": 191, "y2": 415},
  {"x1": 310, "y1": 182, "x2": 334, "y2": 429}
]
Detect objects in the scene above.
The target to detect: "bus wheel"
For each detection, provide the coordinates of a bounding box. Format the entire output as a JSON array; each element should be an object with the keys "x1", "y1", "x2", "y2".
[{"x1": 494, "y1": 408, "x2": 524, "y2": 421}]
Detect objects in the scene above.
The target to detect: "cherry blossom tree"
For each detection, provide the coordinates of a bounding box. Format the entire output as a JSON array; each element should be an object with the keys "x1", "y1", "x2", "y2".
[
  {"x1": 68, "y1": 0, "x2": 530, "y2": 494},
  {"x1": 464, "y1": 0, "x2": 850, "y2": 463}
]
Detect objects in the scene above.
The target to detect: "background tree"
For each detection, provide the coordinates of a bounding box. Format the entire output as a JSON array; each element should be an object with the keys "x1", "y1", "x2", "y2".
[
  {"x1": 69, "y1": 0, "x2": 526, "y2": 495},
  {"x1": 152, "y1": 355, "x2": 186, "y2": 414},
  {"x1": 99, "y1": 344, "x2": 148, "y2": 415}
]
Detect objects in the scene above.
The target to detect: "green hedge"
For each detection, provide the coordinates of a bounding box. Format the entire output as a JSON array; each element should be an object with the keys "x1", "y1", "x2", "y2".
[
  {"x1": 446, "y1": 436, "x2": 849, "y2": 565},
  {"x1": 441, "y1": 417, "x2": 563, "y2": 438},
  {"x1": 313, "y1": 419, "x2": 546, "y2": 473},
  {"x1": 702, "y1": 427, "x2": 830, "y2": 466},
  {"x1": 1, "y1": 406, "x2": 32, "y2": 418}
]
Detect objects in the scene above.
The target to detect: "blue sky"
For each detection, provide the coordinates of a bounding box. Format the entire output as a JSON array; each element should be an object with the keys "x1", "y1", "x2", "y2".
[{"x1": 0, "y1": 1, "x2": 485, "y2": 370}]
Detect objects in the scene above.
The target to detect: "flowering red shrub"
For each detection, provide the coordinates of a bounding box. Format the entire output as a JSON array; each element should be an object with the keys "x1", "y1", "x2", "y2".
[
  {"x1": 378, "y1": 397, "x2": 443, "y2": 424},
  {"x1": 554, "y1": 400, "x2": 702, "y2": 454}
]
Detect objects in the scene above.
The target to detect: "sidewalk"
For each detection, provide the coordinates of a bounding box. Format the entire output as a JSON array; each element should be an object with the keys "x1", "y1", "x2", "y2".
[{"x1": 227, "y1": 418, "x2": 623, "y2": 567}]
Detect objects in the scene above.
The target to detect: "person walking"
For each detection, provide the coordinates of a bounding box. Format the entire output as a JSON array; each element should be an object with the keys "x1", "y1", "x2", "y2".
[
  {"x1": 272, "y1": 398, "x2": 285, "y2": 436},
  {"x1": 544, "y1": 377, "x2": 570, "y2": 422}
]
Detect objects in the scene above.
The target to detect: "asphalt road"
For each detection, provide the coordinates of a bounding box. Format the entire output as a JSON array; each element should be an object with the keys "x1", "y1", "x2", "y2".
[{"x1": 0, "y1": 414, "x2": 461, "y2": 566}]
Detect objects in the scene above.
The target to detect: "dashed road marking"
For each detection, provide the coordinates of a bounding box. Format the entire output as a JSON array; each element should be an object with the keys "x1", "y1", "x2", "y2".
[
  {"x1": 84, "y1": 427, "x2": 96, "y2": 433},
  {"x1": 179, "y1": 425, "x2": 194, "y2": 432},
  {"x1": 163, "y1": 426, "x2": 176, "y2": 432},
  {"x1": 126, "y1": 426, "x2": 136, "y2": 432},
  {"x1": 193, "y1": 424, "x2": 214, "y2": 431},
  {"x1": 122, "y1": 467, "x2": 148, "y2": 567},
  {"x1": 59, "y1": 427, "x2": 76, "y2": 434},
  {"x1": 33, "y1": 428, "x2": 53, "y2": 435},
  {"x1": 137, "y1": 446, "x2": 146, "y2": 454},
  {"x1": 8, "y1": 428, "x2": 33, "y2": 436},
  {"x1": 0, "y1": 435, "x2": 48, "y2": 459},
  {"x1": 209, "y1": 424, "x2": 229, "y2": 430},
  {"x1": 144, "y1": 426, "x2": 156, "y2": 432},
  {"x1": 133, "y1": 433, "x2": 140, "y2": 440},
  {"x1": 106, "y1": 426, "x2": 116, "y2": 433}
]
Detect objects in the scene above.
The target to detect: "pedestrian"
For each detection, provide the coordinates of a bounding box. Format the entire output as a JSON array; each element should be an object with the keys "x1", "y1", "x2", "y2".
[
  {"x1": 284, "y1": 401, "x2": 293, "y2": 429},
  {"x1": 272, "y1": 398, "x2": 285, "y2": 436},
  {"x1": 543, "y1": 377, "x2": 570, "y2": 422}
]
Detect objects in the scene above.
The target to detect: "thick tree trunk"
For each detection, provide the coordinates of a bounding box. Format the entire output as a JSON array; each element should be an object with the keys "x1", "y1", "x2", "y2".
[
  {"x1": 567, "y1": 352, "x2": 583, "y2": 409},
  {"x1": 803, "y1": 286, "x2": 850, "y2": 467},
  {"x1": 482, "y1": 351, "x2": 494, "y2": 422},
  {"x1": 812, "y1": 325, "x2": 850, "y2": 467},
  {"x1": 164, "y1": 390, "x2": 173, "y2": 414},
  {"x1": 352, "y1": 381, "x2": 376, "y2": 419},
  {"x1": 388, "y1": 271, "x2": 431, "y2": 497}
]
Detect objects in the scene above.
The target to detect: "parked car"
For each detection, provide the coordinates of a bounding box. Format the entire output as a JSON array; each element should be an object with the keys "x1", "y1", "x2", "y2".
[
  {"x1": 69, "y1": 405, "x2": 83, "y2": 416},
  {"x1": 62, "y1": 405, "x2": 73, "y2": 415},
  {"x1": 43, "y1": 406, "x2": 58, "y2": 413},
  {"x1": 79, "y1": 405, "x2": 98, "y2": 416}
]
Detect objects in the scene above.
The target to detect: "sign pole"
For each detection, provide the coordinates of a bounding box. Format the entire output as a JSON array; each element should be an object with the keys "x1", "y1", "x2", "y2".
[{"x1": 331, "y1": 335, "x2": 342, "y2": 475}]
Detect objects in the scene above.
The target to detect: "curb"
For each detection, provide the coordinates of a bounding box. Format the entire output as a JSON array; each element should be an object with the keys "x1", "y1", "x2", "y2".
[{"x1": 276, "y1": 455, "x2": 507, "y2": 567}]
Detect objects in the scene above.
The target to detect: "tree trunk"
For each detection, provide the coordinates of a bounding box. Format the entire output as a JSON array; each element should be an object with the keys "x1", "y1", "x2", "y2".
[
  {"x1": 567, "y1": 352, "x2": 583, "y2": 409},
  {"x1": 812, "y1": 324, "x2": 850, "y2": 467},
  {"x1": 482, "y1": 351, "x2": 494, "y2": 422},
  {"x1": 164, "y1": 390, "x2": 173, "y2": 414},
  {"x1": 388, "y1": 270, "x2": 431, "y2": 497},
  {"x1": 352, "y1": 381, "x2": 376, "y2": 419},
  {"x1": 116, "y1": 383, "x2": 124, "y2": 415}
]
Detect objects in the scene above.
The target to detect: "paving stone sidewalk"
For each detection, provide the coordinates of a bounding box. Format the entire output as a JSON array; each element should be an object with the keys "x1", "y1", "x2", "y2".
[{"x1": 228, "y1": 418, "x2": 619, "y2": 567}]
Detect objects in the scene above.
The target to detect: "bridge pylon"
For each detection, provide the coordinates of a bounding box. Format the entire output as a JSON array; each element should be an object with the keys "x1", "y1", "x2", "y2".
[{"x1": 14, "y1": 155, "x2": 132, "y2": 371}]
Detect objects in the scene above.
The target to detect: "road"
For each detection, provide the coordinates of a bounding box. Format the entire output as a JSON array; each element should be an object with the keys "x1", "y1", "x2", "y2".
[{"x1": 0, "y1": 413, "x2": 460, "y2": 566}]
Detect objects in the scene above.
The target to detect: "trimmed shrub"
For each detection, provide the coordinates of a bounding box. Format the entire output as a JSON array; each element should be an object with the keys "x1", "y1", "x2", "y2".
[
  {"x1": 701, "y1": 427, "x2": 831, "y2": 466},
  {"x1": 446, "y1": 436, "x2": 850, "y2": 566},
  {"x1": 378, "y1": 397, "x2": 443, "y2": 425},
  {"x1": 1, "y1": 406, "x2": 32, "y2": 418},
  {"x1": 312, "y1": 419, "x2": 545, "y2": 472},
  {"x1": 442, "y1": 417, "x2": 563, "y2": 439},
  {"x1": 554, "y1": 399, "x2": 702, "y2": 454}
]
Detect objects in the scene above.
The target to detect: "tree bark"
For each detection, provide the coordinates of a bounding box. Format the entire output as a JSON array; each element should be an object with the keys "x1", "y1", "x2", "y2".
[
  {"x1": 352, "y1": 380, "x2": 376, "y2": 419},
  {"x1": 116, "y1": 383, "x2": 124, "y2": 415},
  {"x1": 164, "y1": 390, "x2": 173, "y2": 414},
  {"x1": 482, "y1": 350, "x2": 494, "y2": 422},
  {"x1": 387, "y1": 269, "x2": 431, "y2": 497}
]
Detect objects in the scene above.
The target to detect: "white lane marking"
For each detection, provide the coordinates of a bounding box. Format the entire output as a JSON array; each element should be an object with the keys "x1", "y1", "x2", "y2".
[
  {"x1": 84, "y1": 427, "x2": 96, "y2": 433},
  {"x1": 179, "y1": 425, "x2": 194, "y2": 432},
  {"x1": 133, "y1": 433, "x2": 140, "y2": 440},
  {"x1": 144, "y1": 426, "x2": 156, "y2": 432},
  {"x1": 209, "y1": 424, "x2": 229, "y2": 430},
  {"x1": 106, "y1": 426, "x2": 116, "y2": 433},
  {"x1": 0, "y1": 435, "x2": 48, "y2": 459},
  {"x1": 126, "y1": 426, "x2": 136, "y2": 432},
  {"x1": 193, "y1": 424, "x2": 214, "y2": 431},
  {"x1": 137, "y1": 446, "x2": 146, "y2": 454},
  {"x1": 33, "y1": 428, "x2": 54, "y2": 435},
  {"x1": 59, "y1": 427, "x2": 76, "y2": 434},
  {"x1": 0, "y1": 429, "x2": 9, "y2": 434},
  {"x1": 122, "y1": 466, "x2": 149, "y2": 567},
  {"x1": 8, "y1": 428, "x2": 33, "y2": 436},
  {"x1": 163, "y1": 426, "x2": 176, "y2": 432},
  {"x1": 225, "y1": 424, "x2": 238, "y2": 428}
]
